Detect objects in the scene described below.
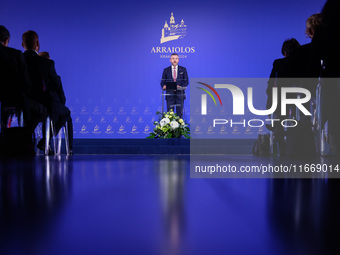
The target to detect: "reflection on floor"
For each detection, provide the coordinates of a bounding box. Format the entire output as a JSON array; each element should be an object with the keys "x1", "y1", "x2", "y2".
[{"x1": 0, "y1": 155, "x2": 340, "y2": 255}]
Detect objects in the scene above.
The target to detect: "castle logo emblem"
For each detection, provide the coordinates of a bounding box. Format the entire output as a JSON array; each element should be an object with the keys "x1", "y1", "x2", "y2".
[{"x1": 161, "y1": 12, "x2": 187, "y2": 44}]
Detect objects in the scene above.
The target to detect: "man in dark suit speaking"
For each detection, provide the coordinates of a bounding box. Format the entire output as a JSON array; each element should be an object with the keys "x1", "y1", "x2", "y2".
[{"x1": 161, "y1": 53, "x2": 189, "y2": 118}]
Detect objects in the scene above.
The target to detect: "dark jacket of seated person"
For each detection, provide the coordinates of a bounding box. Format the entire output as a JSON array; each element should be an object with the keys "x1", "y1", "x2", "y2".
[
  {"x1": 0, "y1": 43, "x2": 30, "y2": 108},
  {"x1": 23, "y1": 49, "x2": 68, "y2": 128},
  {"x1": 0, "y1": 42, "x2": 46, "y2": 130}
]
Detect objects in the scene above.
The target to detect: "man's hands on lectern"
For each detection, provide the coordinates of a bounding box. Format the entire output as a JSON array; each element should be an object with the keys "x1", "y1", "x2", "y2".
[{"x1": 163, "y1": 85, "x2": 181, "y2": 90}]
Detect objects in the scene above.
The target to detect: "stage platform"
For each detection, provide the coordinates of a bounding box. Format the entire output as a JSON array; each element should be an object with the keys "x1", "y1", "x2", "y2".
[{"x1": 72, "y1": 139, "x2": 256, "y2": 154}]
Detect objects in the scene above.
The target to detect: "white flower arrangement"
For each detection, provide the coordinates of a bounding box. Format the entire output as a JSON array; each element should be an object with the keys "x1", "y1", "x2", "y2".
[
  {"x1": 147, "y1": 109, "x2": 190, "y2": 139},
  {"x1": 170, "y1": 120, "x2": 179, "y2": 129},
  {"x1": 160, "y1": 117, "x2": 170, "y2": 127}
]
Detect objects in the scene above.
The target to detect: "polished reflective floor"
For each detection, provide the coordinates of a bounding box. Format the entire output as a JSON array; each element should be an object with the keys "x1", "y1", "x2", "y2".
[{"x1": 1, "y1": 155, "x2": 340, "y2": 255}]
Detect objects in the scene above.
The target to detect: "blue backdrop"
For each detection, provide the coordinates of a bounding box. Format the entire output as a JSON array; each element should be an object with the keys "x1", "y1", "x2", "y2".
[{"x1": 1, "y1": 0, "x2": 324, "y2": 138}]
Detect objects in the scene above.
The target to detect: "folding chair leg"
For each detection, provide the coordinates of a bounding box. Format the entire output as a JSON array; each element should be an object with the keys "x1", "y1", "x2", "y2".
[
  {"x1": 57, "y1": 129, "x2": 62, "y2": 155},
  {"x1": 45, "y1": 116, "x2": 50, "y2": 155},
  {"x1": 51, "y1": 121, "x2": 56, "y2": 156},
  {"x1": 64, "y1": 122, "x2": 70, "y2": 155},
  {"x1": 19, "y1": 111, "x2": 24, "y2": 127}
]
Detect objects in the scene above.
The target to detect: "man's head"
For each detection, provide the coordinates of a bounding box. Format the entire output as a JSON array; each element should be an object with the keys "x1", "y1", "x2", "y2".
[
  {"x1": 170, "y1": 53, "x2": 179, "y2": 66},
  {"x1": 305, "y1": 13, "x2": 322, "y2": 39},
  {"x1": 22, "y1": 30, "x2": 40, "y2": 51},
  {"x1": 281, "y1": 38, "x2": 300, "y2": 57},
  {"x1": 0, "y1": 25, "x2": 10, "y2": 46}
]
